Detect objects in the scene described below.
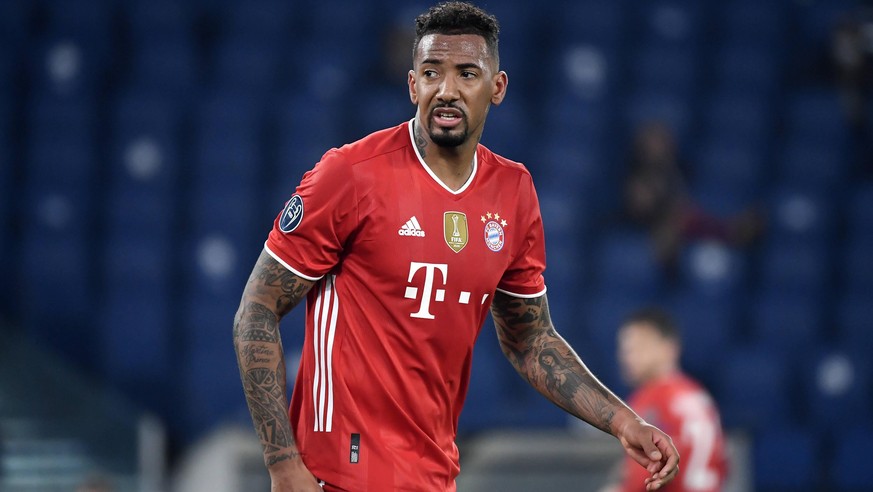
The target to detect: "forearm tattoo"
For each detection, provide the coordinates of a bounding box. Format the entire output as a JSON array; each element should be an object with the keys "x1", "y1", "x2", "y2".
[
  {"x1": 491, "y1": 292, "x2": 617, "y2": 434},
  {"x1": 233, "y1": 251, "x2": 313, "y2": 467}
]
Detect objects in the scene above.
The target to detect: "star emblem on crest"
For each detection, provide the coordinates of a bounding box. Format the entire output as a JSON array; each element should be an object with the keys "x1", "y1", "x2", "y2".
[{"x1": 482, "y1": 212, "x2": 508, "y2": 227}]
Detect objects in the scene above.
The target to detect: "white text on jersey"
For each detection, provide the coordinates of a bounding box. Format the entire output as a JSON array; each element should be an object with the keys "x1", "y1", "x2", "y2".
[{"x1": 398, "y1": 216, "x2": 426, "y2": 237}]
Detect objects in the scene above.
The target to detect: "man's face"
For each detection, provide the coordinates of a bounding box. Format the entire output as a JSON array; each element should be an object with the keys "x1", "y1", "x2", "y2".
[
  {"x1": 408, "y1": 33, "x2": 507, "y2": 148},
  {"x1": 617, "y1": 322, "x2": 673, "y2": 387}
]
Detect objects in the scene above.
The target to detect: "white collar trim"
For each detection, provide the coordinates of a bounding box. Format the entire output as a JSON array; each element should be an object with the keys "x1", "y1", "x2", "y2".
[{"x1": 407, "y1": 119, "x2": 477, "y2": 195}]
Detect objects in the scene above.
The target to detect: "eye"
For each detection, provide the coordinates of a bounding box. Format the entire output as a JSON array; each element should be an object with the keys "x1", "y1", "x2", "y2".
[
  {"x1": 460, "y1": 71, "x2": 477, "y2": 79},
  {"x1": 423, "y1": 69, "x2": 439, "y2": 78}
]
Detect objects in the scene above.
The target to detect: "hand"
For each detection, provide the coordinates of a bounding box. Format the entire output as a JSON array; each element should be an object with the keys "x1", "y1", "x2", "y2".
[
  {"x1": 617, "y1": 420, "x2": 679, "y2": 491},
  {"x1": 269, "y1": 459, "x2": 323, "y2": 492}
]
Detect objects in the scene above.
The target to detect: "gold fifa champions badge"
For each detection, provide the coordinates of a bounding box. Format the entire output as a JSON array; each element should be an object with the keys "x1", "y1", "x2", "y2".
[{"x1": 444, "y1": 211, "x2": 468, "y2": 253}]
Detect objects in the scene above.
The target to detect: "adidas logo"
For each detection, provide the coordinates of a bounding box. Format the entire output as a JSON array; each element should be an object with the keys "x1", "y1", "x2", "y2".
[{"x1": 398, "y1": 216, "x2": 426, "y2": 237}]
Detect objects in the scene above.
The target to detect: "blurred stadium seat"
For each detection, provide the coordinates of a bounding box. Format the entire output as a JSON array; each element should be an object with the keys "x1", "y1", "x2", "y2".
[
  {"x1": 753, "y1": 426, "x2": 821, "y2": 491},
  {"x1": 716, "y1": 346, "x2": 791, "y2": 431},
  {"x1": 829, "y1": 427, "x2": 873, "y2": 491}
]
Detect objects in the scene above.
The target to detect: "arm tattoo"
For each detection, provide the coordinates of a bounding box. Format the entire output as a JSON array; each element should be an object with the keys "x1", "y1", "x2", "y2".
[
  {"x1": 248, "y1": 251, "x2": 311, "y2": 317},
  {"x1": 491, "y1": 292, "x2": 617, "y2": 434},
  {"x1": 234, "y1": 250, "x2": 315, "y2": 467},
  {"x1": 414, "y1": 120, "x2": 428, "y2": 158}
]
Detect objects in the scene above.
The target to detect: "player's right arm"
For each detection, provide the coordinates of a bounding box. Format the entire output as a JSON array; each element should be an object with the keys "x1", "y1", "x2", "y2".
[{"x1": 233, "y1": 249, "x2": 322, "y2": 491}]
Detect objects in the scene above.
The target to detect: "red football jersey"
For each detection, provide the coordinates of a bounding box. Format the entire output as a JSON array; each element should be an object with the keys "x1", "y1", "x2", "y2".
[
  {"x1": 621, "y1": 373, "x2": 728, "y2": 492},
  {"x1": 265, "y1": 120, "x2": 547, "y2": 491}
]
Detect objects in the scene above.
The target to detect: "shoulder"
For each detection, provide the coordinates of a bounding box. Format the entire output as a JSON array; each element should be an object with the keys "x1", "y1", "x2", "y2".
[
  {"x1": 332, "y1": 121, "x2": 410, "y2": 167},
  {"x1": 477, "y1": 144, "x2": 534, "y2": 181}
]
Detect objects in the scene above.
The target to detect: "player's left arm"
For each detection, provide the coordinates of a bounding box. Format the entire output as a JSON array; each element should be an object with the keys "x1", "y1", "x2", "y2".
[{"x1": 490, "y1": 291, "x2": 680, "y2": 491}]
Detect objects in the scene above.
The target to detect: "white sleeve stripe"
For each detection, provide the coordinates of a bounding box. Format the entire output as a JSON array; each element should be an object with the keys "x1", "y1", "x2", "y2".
[
  {"x1": 495, "y1": 285, "x2": 548, "y2": 299},
  {"x1": 263, "y1": 242, "x2": 324, "y2": 281}
]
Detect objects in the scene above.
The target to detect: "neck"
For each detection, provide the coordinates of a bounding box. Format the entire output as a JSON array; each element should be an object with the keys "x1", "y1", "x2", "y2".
[{"x1": 413, "y1": 117, "x2": 477, "y2": 191}]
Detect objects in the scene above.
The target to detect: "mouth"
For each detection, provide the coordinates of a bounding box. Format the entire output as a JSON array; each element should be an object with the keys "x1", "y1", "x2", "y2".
[{"x1": 431, "y1": 106, "x2": 464, "y2": 128}]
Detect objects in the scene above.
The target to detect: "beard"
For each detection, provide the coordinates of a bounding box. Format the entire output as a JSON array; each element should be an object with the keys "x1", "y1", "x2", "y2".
[
  {"x1": 429, "y1": 126, "x2": 467, "y2": 147},
  {"x1": 428, "y1": 109, "x2": 469, "y2": 148}
]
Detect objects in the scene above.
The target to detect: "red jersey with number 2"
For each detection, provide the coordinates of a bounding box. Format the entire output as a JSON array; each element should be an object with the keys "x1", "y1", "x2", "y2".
[{"x1": 622, "y1": 373, "x2": 728, "y2": 492}]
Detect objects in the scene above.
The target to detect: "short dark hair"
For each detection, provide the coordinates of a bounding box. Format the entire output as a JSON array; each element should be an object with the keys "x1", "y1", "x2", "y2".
[
  {"x1": 413, "y1": 2, "x2": 500, "y2": 65},
  {"x1": 623, "y1": 307, "x2": 680, "y2": 341}
]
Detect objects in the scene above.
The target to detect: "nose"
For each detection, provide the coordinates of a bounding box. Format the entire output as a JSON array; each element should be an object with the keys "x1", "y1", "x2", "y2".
[{"x1": 436, "y1": 75, "x2": 459, "y2": 103}]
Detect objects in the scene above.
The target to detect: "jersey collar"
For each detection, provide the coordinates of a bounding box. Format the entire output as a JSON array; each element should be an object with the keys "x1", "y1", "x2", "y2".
[{"x1": 407, "y1": 119, "x2": 477, "y2": 195}]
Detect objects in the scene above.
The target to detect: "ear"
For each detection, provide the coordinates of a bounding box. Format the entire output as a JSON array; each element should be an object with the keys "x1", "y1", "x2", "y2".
[
  {"x1": 408, "y1": 70, "x2": 418, "y2": 105},
  {"x1": 491, "y1": 71, "x2": 508, "y2": 106}
]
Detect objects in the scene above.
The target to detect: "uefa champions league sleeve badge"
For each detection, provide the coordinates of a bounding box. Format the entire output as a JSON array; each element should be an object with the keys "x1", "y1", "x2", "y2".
[{"x1": 279, "y1": 194, "x2": 304, "y2": 233}]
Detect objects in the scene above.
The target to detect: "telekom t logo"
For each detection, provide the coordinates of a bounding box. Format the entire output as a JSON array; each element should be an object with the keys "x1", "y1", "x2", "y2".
[
  {"x1": 405, "y1": 262, "x2": 447, "y2": 319},
  {"x1": 404, "y1": 262, "x2": 476, "y2": 319}
]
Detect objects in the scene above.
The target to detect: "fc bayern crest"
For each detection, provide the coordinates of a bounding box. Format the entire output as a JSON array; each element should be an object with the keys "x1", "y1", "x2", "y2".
[
  {"x1": 483, "y1": 220, "x2": 505, "y2": 252},
  {"x1": 279, "y1": 194, "x2": 304, "y2": 233}
]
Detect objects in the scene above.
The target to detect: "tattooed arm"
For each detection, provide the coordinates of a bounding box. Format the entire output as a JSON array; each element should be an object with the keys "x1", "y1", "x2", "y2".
[
  {"x1": 233, "y1": 249, "x2": 321, "y2": 491},
  {"x1": 490, "y1": 291, "x2": 680, "y2": 491}
]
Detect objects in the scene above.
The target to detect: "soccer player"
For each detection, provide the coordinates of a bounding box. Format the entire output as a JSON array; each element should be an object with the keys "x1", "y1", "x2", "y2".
[
  {"x1": 233, "y1": 3, "x2": 680, "y2": 491},
  {"x1": 601, "y1": 308, "x2": 727, "y2": 492}
]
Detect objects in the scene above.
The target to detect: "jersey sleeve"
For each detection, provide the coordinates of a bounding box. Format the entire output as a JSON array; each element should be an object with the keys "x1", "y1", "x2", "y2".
[
  {"x1": 265, "y1": 149, "x2": 358, "y2": 280},
  {"x1": 496, "y1": 173, "x2": 547, "y2": 297}
]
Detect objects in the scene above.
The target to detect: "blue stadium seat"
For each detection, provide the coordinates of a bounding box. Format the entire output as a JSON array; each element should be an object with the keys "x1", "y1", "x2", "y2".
[
  {"x1": 778, "y1": 138, "x2": 849, "y2": 196},
  {"x1": 550, "y1": 0, "x2": 629, "y2": 46},
  {"x1": 28, "y1": 33, "x2": 110, "y2": 97},
  {"x1": 534, "y1": 137, "x2": 614, "y2": 212},
  {"x1": 753, "y1": 426, "x2": 821, "y2": 491},
  {"x1": 702, "y1": 92, "x2": 772, "y2": 148},
  {"x1": 180, "y1": 341, "x2": 245, "y2": 440},
  {"x1": 829, "y1": 427, "x2": 873, "y2": 491},
  {"x1": 583, "y1": 293, "x2": 660, "y2": 394},
  {"x1": 99, "y1": 288, "x2": 171, "y2": 398},
  {"x1": 0, "y1": 0, "x2": 33, "y2": 48},
  {"x1": 768, "y1": 187, "x2": 835, "y2": 244},
  {"x1": 785, "y1": 90, "x2": 849, "y2": 146},
  {"x1": 693, "y1": 138, "x2": 766, "y2": 197},
  {"x1": 800, "y1": 349, "x2": 870, "y2": 432},
  {"x1": 483, "y1": 100, "x2": 533, "y2": 164},
  {"x1": 130, "y1": 36, "x2": 199, "y2": 95},
  {"x1": 222, "y1": 0, "x2": 295, "y2": 41},
  {"x1": 669, "y1": 290, "x2": 735, "y2": 387},
  {"x1": 837, "y1": 293, "x2": 873, "y2": 349},
  {"x1": 848, "y1": 183, "x2": 873, "y2": 237},
  {"x1": 758, "y1": 239, "x2": 831, "y2": 298},
  {"x1": 123, "y1": 0, "x2": 191, "y2": 41},
  {"x1": 214, "y1": 38, "x2": 281, "y2": 93},
  {"x1": 102, "y1": 233, "x2": 171, "y2": 292},
  {"x1": 109, "y1": 93, "x2": 180, "y2": 223},
  {"x1": 749, "y1": 292, "x2": 822, "y2": 356},
  {"x1": 632, "y1": 44, "x2": 698, "y2": 95},
  {"x1": 19, "y1": 232, "x2": 92, "y2": 359},
  {"x1": 27, "y1": 93, "x2": 96, "y2": 141},
  {"x1": 633, "y1": 0, "x2": 708, "y2": 45},
  {"x1": 43, "y1": 0, "x2": 114, "y2": 39},
  {"x1": 193, "y1": 91, "x2": 265, "y2": 193},
  {"x1": 840, "y1": 237, "x2": 873, "y2": 295},
  {"x1": 716, "y1": 346, "x2": 791, "y2": 430},
  {"x1": 712, "y1": 42, "x2": 780, "y2": 95},
  {"x1": 796, "y1": 0, "x2": 858, "y2": 48},
  {"x1": 593, "y1": 230, "x2": 663, "y2": 298},
  {"x1": 625, "y1": 90, "x2": 693, "y2": 147},
  {"x1": 351, "y1": 86, "x2": 415, "y2": 139},
  {"x1": 677, "y1": 241, "x2": 748, "y2": 299},
  {"x1": 719, "y1": 0, "x2": 787, "y2": 45}
]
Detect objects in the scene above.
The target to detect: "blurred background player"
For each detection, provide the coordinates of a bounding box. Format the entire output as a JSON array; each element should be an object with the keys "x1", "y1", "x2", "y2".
[{"x1": 601, "y1": 308, "x2": 727, "y2": 492}]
